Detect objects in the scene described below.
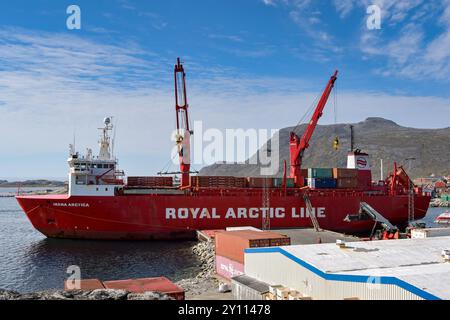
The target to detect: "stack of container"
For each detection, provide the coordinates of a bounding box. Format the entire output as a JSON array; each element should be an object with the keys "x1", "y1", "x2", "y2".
[
  {"x1": 127, "y1": 176, "x2": 173, "y2": 187},
  {"x1": 307, "y1": 168, "x2": 336, "y2": 189},
  {"x1": 333, "y1": 168, "x2": 359, "y2": 188},
  {"x1": 247, "y1": 177, "x2": 273, "y2": 188},
  {"x1": 215, "y1": 230, "x2": 291, "y2": 280},
  {"x1": 191, "y1": 176, "x2": 247, "y2": 188}
]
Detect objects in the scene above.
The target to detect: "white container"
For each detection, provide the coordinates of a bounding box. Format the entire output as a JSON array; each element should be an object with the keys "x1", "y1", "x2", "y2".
[
  {"x1": 307, "y1": 178, "x2": 316, "y2": 188},
  {"x1": 410, "y1": 228, "x2": 450, "y2": 239}
]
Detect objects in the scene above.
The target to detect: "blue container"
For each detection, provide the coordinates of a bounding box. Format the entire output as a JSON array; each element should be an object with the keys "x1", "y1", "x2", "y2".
[{"x1": 307, "y1": 178, "x2": 337, "y2": 189}]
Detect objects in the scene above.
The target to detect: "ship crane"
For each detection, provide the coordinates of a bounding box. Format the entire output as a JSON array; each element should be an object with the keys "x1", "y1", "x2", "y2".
[
  {"x1": 174, "y1": 58, "x2": 193, "y2": 187},
  {"x1": 289, "y1": 70, "x2": 338, "y2": 186}
]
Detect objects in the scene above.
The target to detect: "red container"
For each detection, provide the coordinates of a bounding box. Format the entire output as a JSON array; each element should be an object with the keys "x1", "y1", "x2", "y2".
[
  {"x1": 191, "y1": 176, "x2": 247, "y2": 188},
  {"x1": 336, "y1": 177, "x2": 359, "y2": 189},
  {"x1": 357, "y1": 170, "x2": 372, "y2": 188},
  {"x1": 247, "y1": 177, "x2": 273, "y2": 188},
  {"x1": 215, "y1": 230, "x2": 290, "y2": 264},
  {"x1": 215, "y1": 255, "x2": 244, "y2": 280},
  {"x1": 64, "y1": 279, "x2": 105, "y2": 291},
  {"x1": 103, "y1": 277, "x2": 185, "y2": 300},
  {"x1": 127, "y1": 177, "x2": 173, "y2": 187}
]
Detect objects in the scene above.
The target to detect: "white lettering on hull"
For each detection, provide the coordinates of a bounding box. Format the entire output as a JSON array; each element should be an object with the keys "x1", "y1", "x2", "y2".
[
  {"x1": 165, "y1": 207, "x2": 326, "y2": 220},
  {"x1": 53, "y1": 203, "x2": 90, "y2": 208}
]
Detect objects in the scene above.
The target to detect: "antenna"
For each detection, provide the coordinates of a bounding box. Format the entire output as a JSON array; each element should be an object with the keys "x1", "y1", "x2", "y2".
[
  {"x1": 73, "y1": 128, "x2": 76, "y2": 153},
  {"x1": 350, "y1": 125, "x2": 354, "y2": 152},
  {"x1": 112, "y1": 119, "x2": 117, "y2": 158}
]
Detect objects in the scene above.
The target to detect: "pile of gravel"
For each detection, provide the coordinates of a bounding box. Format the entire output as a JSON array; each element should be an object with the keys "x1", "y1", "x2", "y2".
[{"x1": 0, "y1": 289, "x2": 172, "y2": 300}]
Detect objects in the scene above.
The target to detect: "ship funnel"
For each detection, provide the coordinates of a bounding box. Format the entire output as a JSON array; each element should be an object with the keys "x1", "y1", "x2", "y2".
[{"x1": 347, "y1": 150, "x2": 371, "y2": 171}]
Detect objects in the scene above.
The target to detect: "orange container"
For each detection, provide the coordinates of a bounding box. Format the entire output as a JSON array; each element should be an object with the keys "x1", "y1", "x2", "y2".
[
  {"x1": 333, "y1": 168, "x2": 358, "y2": 179},
  {"x1": 64, "y1": 279, "x2": 105, "y2": 291},
  {"x1": 215, "y1": 230, "x2": 290, "y2": 264},
  {"x1": 103, "y1": 277, "x2": 185, "y2": 300}
]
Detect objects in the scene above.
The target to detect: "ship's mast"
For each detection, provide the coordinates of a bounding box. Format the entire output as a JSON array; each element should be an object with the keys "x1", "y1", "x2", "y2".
[
  {"x1": 289, "y1": 70, "x2": 338, "y2": 186},
  {"x1": 98, "y1": 117, "x2": 114, "y2": 160},
  {"x1": 174, "y1": 58, "x2": 192, "y2": 187}
]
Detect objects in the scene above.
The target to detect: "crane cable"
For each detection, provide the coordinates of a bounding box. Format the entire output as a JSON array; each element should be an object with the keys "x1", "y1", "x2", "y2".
[
  {"x1": 293, "y1": 91, "x2": 321, "y2": 137},
  {"x1": 332, "y1": 82, "x2": 340, "y2": 151}
]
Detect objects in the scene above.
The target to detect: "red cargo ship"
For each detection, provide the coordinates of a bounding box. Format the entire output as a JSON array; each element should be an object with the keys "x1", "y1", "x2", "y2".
[{"x1": 16, "y1": 59, "x2": 430, "y2": 240}]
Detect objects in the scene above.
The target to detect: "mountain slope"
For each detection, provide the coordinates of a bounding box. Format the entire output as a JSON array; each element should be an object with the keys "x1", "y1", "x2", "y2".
[{"x1": 199, "y1": 118, "x2": 450, "y2": 179}]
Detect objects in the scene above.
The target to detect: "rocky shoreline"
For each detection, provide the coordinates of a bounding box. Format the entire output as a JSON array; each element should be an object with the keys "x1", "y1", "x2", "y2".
[
  {"x1": 0, "y1": 289, "x2": 172, "y2": 300},
  {"x1": 175, "y1": 240, "x2": 219, "y2": 297}
]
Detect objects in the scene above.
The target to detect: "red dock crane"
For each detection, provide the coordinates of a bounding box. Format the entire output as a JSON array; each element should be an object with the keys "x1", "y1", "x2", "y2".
[
  {"x1": 174, "y1": 58, "x2": 192, "y2": 187},
  {"x1": 289, "y1": 70, "x2": 338, "y2": 186}
]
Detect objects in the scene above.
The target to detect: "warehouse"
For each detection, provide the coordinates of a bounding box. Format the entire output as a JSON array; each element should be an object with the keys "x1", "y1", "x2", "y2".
[{"x1": 244, "y1": 236, "x2": 450, "y2": 300}]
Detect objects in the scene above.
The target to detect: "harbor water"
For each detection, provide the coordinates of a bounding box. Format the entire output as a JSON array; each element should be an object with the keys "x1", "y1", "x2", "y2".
[
  {"x1": 0, "y1": 188, "x2": 201, "y2": 293},
  {"x1": 0, "y1": 187, "x2": 447, "y2": 293}
]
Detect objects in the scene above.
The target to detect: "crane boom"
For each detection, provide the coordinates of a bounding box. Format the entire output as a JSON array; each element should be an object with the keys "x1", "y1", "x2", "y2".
[
  {"x1": 290, "y1": 70, "x2": 338, "y2": 185},
  {"x1": 174, "y1": 58, "x2": 191, "y2": 187}
]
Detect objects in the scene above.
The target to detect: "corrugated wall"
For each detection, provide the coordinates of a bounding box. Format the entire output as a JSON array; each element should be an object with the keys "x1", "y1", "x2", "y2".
[{"x1": 245, "y1": 252, "x2": 422, "y2": 300}]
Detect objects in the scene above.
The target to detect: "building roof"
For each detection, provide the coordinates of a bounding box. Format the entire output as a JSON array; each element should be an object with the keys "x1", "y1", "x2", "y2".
[
  {"x1": 246, "y1": 236, "x2": 450, "y2": 300},
  {"x1": 231, "y1": 275, "x2": 270, "y2": 294}
]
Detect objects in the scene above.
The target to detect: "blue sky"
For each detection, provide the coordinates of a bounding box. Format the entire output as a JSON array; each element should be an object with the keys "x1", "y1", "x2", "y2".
[{"x1": 0, "y1": 0, "x2": 449, "y2": 179}]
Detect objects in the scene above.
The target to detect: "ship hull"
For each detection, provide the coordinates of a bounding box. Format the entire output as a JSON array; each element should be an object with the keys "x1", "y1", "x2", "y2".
[{"x1": 16, "y1": 191, "x2": 430, "y2": 240}]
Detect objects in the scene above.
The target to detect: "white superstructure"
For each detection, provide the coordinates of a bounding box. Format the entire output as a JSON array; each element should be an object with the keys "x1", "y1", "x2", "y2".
[{"x1": 68, "y1": 117, "x2": 124, "y2": 196}]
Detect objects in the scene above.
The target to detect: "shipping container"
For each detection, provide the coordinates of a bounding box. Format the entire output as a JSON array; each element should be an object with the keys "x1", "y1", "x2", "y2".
[
  {"x1": 272, "y1": 178, "x2": 295, "y2": 188},
  {"x1": 215, "y1": 230, "x2": 291, "y2": 264},
  {"x1": 216, "y1": 255, "x2": 245, "y2": 280},
  {"x1": 191, "y1": 176, "x2": 247, "y2": 188},
  {"x1": 103, "y1": 277, "x2": 185, "y2": 300},
  {"x1": 307, "y1": 178, "x2": 337, "y2": 189},
  {"x1": 231, "y1": 275, "x2": 270, "y2": 301},
  {"x1": 333, "y1": 168, "x2": 358, "y2": 179},
  {"x1": 127, "y1": 176, "x2": 173, "y2": 187},
  {"x1": 64, "y1": 279, "x2": 105, "y2": 291},
  {"x1": 336, "y1": 177, "x2": 359, "y2": 189},
  {"x1": 247, "y1": 177, "x2": 273, "y2": 188},
  {"x1": 308, "y1": 168, "x2": 333, "y2": 179},
  {"x1": 357, "y1": 170, "x2": 372, "y2": 188}
]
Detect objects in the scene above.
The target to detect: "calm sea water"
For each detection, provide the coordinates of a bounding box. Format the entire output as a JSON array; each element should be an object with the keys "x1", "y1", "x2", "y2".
[
  {"x1": 0, "y1": 187, "x2": 447, "y2": 293},
  {"x1": 0, "y1": 188, "x2": 201, "y2": 293}
]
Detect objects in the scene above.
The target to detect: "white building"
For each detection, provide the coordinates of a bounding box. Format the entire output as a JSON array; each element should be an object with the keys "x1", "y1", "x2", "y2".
[{"x1": 244, "y1": 236, "x2": 450, "y2": 300}]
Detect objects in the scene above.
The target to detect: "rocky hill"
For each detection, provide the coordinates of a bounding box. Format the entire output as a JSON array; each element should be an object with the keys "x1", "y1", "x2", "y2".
[
  {"x1": 199, "y1": 118, "x2": 450, "y2": 179},
  {"x1": 0, "y1": 180, "x2": 66, "y2": 188}
]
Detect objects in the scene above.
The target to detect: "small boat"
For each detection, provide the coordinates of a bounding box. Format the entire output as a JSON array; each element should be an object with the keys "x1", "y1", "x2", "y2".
[{"x1": 434, "y1": 211, "x2": 450, "y2": 224}]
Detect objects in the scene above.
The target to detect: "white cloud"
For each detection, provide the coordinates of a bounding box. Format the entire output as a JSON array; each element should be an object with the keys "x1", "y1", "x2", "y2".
[
  {"x1": 359, "y1": 1, "x2": 450, "y2": 80},
  {"x1": 0, "y1": 27, "x2": 449, "y2": 178}
]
